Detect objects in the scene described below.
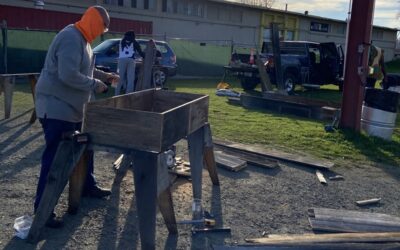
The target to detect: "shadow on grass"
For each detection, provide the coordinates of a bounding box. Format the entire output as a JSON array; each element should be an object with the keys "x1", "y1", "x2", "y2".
[{"x1": 341, "y1": 128, "x2": 400, "y2": 168}]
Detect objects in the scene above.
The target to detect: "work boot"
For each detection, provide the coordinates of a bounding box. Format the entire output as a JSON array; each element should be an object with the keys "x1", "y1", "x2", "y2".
[
  {"x1": 45, "y1": 214, "x2": 64, "y2": 228},
  {"x1": 82, "y1": 186, "x2": 111, "y2": 198}
]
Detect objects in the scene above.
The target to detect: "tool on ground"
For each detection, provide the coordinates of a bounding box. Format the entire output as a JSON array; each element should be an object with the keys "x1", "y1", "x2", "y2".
[
  {"x1": 324, "y1": 109, "x2": 341, "y2": 132},
  {"x1": 177, "y1": 218, "x2": 216, "y2": 226},
  {"x1": 191, "y1": 227, "x2": 231, "y2": 234}
]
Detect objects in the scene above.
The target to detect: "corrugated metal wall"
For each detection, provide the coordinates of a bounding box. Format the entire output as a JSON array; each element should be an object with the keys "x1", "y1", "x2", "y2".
[{"x1": 0, "y1": 5, "x2": 152, "y2": 33}]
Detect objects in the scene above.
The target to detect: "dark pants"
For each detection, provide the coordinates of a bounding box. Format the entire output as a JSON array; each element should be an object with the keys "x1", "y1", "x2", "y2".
[
  {"x1": 34, "y1": 118, "x2": 97, "y2": 212},
  {"x1": 366, "y1": 77, "x2": 377, "y2": 88}
]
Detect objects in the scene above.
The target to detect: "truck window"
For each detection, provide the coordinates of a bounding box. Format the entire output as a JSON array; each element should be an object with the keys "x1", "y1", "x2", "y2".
[{"x1": 309, "y1": 47, "x2": 321, "y2": 64}]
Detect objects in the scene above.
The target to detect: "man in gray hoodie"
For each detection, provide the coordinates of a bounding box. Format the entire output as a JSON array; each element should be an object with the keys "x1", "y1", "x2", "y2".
[{"x1": 34, "y1": 5, "x2": 118, "y2": 228}]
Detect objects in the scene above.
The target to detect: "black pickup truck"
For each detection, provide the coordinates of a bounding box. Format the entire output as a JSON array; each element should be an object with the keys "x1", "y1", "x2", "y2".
[{"x1": 225, "y1": 41, "x2": 344, "y2": 93}]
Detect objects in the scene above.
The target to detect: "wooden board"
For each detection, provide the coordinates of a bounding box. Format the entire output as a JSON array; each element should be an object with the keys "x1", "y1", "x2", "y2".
[
  {"x1": 214, "y1": 140, "x2": 334, "y2": 169},
  {"x1": 214, "y1": 144, "x2": 278, "y2": 169},
  {"x1": 213, "y1": 243, "x2": 400, "y2": 250},
  {"x1": 82, "y1": 89, "x2": 209, "y2": 152},
  {"x1": 214, "y1": 151, "x2": 247, "y2": 172},
  {"x1": 245, "y1": 232, "x2": 400, "y2": 245},
  {"x1": 308, "y1": 207, "x2": 400, "y2": 233},
  {"x1": 240, "y1": 93, "x2": 340, "y2": 121}
]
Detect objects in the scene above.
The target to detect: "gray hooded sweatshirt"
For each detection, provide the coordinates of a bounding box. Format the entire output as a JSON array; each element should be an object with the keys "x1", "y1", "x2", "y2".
[{"x1": 35, "y1": 24, "x2": 109, "y2": 123}]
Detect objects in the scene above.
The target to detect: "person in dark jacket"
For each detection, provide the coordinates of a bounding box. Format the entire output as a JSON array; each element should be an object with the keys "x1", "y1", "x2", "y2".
[
  {"x1": 34, "y1": 5, "x2": 118, "y2": 228},
  {"x1": 115, "y1": 31, "x2": 145, "y2": 95}
]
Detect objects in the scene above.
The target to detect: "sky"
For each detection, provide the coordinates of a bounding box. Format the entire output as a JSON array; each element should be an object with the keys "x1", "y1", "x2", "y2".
[{"x1": 272, "y1": 0, "x2": 399, "y2": 29}]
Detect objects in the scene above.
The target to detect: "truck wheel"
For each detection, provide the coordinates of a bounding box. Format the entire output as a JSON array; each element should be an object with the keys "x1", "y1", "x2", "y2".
[
  {"x1": 283, "y1": 73, "x2": 296, "y2": 94},
  {"x1": 240, "y1": 77, "x2": 258, "y2": 90}
]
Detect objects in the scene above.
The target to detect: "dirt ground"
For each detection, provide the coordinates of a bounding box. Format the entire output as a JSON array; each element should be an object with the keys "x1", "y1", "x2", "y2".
[{"x1": 1, "y1": 111, "x2": 400, "y2": 250}]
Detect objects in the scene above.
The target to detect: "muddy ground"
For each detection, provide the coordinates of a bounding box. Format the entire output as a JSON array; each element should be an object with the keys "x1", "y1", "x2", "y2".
[{"x1": 1, "y1": 111, "x2": 400, "y2": 250}]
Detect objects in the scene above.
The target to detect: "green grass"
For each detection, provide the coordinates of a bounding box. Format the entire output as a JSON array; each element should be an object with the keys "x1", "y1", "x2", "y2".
[
  {"x1": 5, "y1": 75, "x2": 399, "y2": 167},
  {"x1": 166, "y1": 78, "x2": 400, "y2": 167}
]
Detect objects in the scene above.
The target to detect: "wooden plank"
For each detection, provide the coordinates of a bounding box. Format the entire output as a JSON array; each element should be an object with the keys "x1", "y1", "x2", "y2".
[
  {"x1": 161, "y1": 103, "x2": 190, "y2": 151},
  {"x1": 214, "y1": 144, "x2": 278, "y2": 169},
  {"x1": 309, "y1": 218, "x2": 400, "y2": 233},
  {"x1": 310, "y1": 208, "x2": 400, "y2": 224},
  {"x1": 203, "y1": 123, "x2": 220, "y2": 185},
  {"x1": 82, "y1": 105, "x2": 163, "y2": 152},
  {"x1": 356, "y1": 198, "x2": 381, "y2": 206},
  {"x1": 27, "y1": 141, "x2": 86, "y2": 243},
  {"x1": 133, "y1": 151, "x2": 158, "y2": 249},
  {"x1": 214, "y1": 243, "x2": 400, "y2": 250},
  {"x1": 28, "y1": 74, "x2": 37, "y2": 124},
  {"x1": 188, "y1": 126, "x2": 204, "y2": 200},
  {"x1": 213, "y1": 140, "x2": 334, "y2": 169},
  {"x1": 245, "y1": 232, "x2": 400, "y2": 245},
  {"x1": 215, "y1": 151, "x2": 247, "y2": 172},
  {"x1": 316, "y1": 170, "x2": 327, "y2": 184},
  {"x1": 158, "y1": 188, "x2": 178, "y2": 234},
  {"x1": 68, "y1": 150, "x2": 89, "y2": 214},
  {"x1": 0, "y1": 73, "x2": 40, "y2": 77},
  {"x1": 136, "y1": 40, "x2": 157, "y2": 91},
  {"x1": 169, "y1": 164, "x2": 191, "y2": 177},
  {"x1": 255, "y1": 49, "x2": 273, "y2": 92},
  {"x1": 308, "y1": 207, "x2": 400, "y2": 232},
  {"x1": 2, "y1": 76, "x2": 14, "y2": 119}
]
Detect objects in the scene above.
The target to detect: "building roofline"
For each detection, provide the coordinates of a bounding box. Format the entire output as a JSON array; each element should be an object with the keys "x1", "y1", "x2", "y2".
[{"x1": 208, "y1": 0, "x2": 399, "y2": 31}]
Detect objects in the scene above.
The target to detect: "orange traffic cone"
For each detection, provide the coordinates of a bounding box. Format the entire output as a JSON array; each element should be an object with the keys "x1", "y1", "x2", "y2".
[{"x1": 249, "y1": 48, "x2": 255, "y2": 64}]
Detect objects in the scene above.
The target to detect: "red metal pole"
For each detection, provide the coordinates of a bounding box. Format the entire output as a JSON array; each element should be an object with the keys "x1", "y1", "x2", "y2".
[{"x1": 340, "y1": 0, "x2": 375, "y2": 131}]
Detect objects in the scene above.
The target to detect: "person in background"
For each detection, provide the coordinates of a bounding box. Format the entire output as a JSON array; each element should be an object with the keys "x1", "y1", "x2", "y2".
[
  {"x1": 34, "y1": 5, "x2": 119, "y2": 228},
  {"x1": 366, "y1": 44, "x2": 387, "y2": 89},
  {"x1": 115, "y1": 30, "x2": 145, "y2": 95}
]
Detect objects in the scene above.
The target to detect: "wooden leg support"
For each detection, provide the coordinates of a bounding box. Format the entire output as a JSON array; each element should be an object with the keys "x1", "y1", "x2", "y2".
[
  {"x1": 158, "y1": 188, "x2": 177, "y2": 234},
  {"x1": 27, "y1": 141, "x2": 86, "y2": 243},
  {"x1": 188, "y1": 126, "x2": 205, "y2": 200},
  {"x1": 157, "y1": 153, "x2": 177, "y2": 234},
  {"x1": 68, "y1": 150, "x2": 89, "y2": 214},
  {"x1": 3, "y1": 76, "x2": 15, "y2": 119},
  {"x1": 203, "y1": 123, "x2": 220, "y2": 186},
  {"x1": 28, "y1": 74, "x2": 37, "y2": 124},
  {"x1": 133, "y1": 151, "x2": 158, "y2": 250}
]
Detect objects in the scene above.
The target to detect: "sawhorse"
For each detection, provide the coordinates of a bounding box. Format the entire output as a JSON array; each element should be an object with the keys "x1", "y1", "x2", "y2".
[
  {"x1": 27, "y1": 123, "x2": 219, "y2": 250},
  {"x1": 0, "y1": 73, "x2": 39, "y2": 123}
]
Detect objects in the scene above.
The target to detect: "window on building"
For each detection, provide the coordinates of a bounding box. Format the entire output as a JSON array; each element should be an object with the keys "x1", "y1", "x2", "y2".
[
  {"x1": 263, "y1": 28, "x2": 271, "y2": 41},
  {"x1": 372, "y1": 29, "x2": 384, "y2": 40},
  {"x1": 132, "y1": 0, "x2": 137, "y2": 8},
  {"x1": 285, "y1": 30, "x2": 294, "y2": 41},
  {"x1": 162, "y1": 0, "x2": 204, "y2": 17},
  {"x1": 144, "y1": 0, "x2": 149, "y2": 9},
  {"x1": 310, "y1": 21, "x2": 330, "y2": 33},
  {"x1": 335, "y1": 24, "x2": 346, "y2": 34}
]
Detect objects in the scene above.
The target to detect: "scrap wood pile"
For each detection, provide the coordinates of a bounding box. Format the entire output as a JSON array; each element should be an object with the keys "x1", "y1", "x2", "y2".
[{"x1": 162, "y1": 139, "x2": 400, "y2": 248}]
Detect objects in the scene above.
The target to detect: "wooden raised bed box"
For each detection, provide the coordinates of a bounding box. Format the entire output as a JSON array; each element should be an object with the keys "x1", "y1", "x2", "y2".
[{"x1": 82, "y1": 89, "x2": 209, "y2": 153}]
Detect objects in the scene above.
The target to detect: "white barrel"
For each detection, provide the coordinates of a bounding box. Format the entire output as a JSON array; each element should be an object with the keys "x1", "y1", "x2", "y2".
[{"x1": 361, "y1": 105, "x2": 397, "y2": 140}]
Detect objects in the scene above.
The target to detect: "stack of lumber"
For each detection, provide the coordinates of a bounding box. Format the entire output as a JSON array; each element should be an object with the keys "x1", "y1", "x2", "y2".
[
  {"x1": 214, "y1": 140, "x2": 333, "y2": 170},
  {"x1": 308, "y1": 207, "x2": 400, "y2": 233}
]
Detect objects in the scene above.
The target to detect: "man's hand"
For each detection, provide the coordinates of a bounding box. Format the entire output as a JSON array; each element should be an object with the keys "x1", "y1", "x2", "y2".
[
  {"x1": 107, "y1": 74, "x2": 120, "y2": 88},
  {"x1": 95, "y1": 80, "x2": 108, "y2": 93}
]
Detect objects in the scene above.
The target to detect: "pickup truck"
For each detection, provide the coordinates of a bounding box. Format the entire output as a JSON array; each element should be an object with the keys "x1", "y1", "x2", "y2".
[{"x1": 225, "y1": 41, "x2": 344, "y2": 93}]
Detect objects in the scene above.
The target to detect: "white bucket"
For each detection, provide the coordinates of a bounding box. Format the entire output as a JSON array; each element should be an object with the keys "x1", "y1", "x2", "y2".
[
  {"x1": 361, "y1": 105, "x2": 397, "y2": 140},
  {"x1": 388, "y1": 86, "x2": 400, "y2": 94}
]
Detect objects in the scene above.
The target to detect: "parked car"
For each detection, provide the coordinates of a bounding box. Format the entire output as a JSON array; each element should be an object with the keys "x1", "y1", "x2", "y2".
[
  {"x1": 93, "y1": 38, "x2": 177, "y2": 87},
  {"x1": 226, "y1": 41, "x2": 344, "y2": 93}
]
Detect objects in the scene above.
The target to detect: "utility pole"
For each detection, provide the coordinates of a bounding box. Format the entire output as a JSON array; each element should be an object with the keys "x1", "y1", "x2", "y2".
[{"x1": 340, "y1": 0, "x2": 375, "y2": 131}]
